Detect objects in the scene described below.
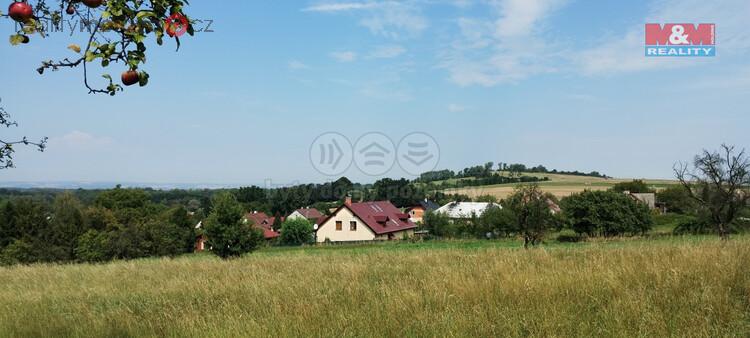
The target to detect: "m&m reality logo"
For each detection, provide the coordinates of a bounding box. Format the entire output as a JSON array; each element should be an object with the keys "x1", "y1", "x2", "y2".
[{"x1": 645, "y1": 23, "x2": 715, "y2": 57}]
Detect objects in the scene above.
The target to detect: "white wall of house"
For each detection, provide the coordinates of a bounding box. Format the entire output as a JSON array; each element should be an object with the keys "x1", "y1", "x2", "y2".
[
  {"x1": 316, "y1": 207, "x2": 376, "y2": 242},
  {"x1": 286, "y1": 211, "x2": 306, "y2": 221}
]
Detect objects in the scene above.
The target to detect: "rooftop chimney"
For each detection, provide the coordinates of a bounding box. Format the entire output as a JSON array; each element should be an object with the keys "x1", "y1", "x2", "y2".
[{"x1": 344, "y1": 195, "x2": 352, "y2": 206}]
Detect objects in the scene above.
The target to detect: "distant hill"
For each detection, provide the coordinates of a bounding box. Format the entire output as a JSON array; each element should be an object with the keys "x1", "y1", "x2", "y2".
[{"x1": 442, "y1": 172, "x2": 678, "y2": 199}]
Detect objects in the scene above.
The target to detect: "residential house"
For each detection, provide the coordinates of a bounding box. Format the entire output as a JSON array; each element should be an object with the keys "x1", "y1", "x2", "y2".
[
  {"x1": 405, "y1": 199, "x2": 440, "y2": 223},
  {"x1": 435, "y1": 201, "x2": 500, "y2": 220},
  {"x1": 244, "y1": 211, "x2": 282, "y2": 240},
  {"x1": 623, "y1": 191, "x2": 656, "y2": 209},
  {"x1": 287, "y1": 207, "x2": 324, "y2": 223},
  {"x1": 316, "y1": 197, "x2": 417, "y2": 242}
]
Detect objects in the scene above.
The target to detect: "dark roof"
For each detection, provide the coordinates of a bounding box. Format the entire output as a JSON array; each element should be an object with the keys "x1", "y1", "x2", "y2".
[
  {"x1": 292, "y1": 208, "x2": 324, "y2": 220},
  {"x1": 320, "y1": 201, "x2": 418, "y2": 235},
  {"x1": 407, "y1": 200, "x2": 439, "y2": 212}
]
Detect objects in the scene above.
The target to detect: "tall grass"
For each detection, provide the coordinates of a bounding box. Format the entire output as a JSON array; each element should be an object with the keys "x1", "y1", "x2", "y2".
[{"x1": 1, "y1": 238, "x2": 749, "y2": 337}]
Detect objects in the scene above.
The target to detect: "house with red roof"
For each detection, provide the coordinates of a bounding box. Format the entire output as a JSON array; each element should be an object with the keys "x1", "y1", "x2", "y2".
[
  {"x1": 243, "y1": 211, "x2": 281, "y2": 240},
  {"x1": 315, "y1": 197, "x2": 417, "y2": 242}
]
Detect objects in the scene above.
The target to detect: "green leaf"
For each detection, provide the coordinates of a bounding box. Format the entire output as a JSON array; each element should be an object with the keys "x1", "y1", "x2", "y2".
[
  {"x1": 138, "y1": 71, "x2": 149, "y2": 87},
  {"x1": 102, "y1": 74, "x2": 112, "y2": 81},
  {"x1": 101, "y1": 59, "x2": 110, "y2": 67},
  {"x1": 9, "y1": 34, "x2": 24, "y2": 46},
  {"x1": 102, "y1": 11, "x2": 111, "y2": 19},
  {"x1": 85, "y1": 51, "x2": 97, "y2": 62},
  {"x1": 136, "y1": 11, "x2": 156, "y2": 19}
]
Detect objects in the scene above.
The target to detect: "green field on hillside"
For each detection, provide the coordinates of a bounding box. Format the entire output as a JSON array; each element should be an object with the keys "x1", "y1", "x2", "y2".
[
  {"x1": 439, "y1": 172, "x2": 679, "y2": 199},
  {"x1": 2, "y1": 236, "x2": 748, "y2": 337}
]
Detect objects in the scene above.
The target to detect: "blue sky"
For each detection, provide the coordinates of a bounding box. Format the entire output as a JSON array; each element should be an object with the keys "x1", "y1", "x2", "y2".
[{"x1": 0, "y1": 0, "x2": 748, "y2": 186}]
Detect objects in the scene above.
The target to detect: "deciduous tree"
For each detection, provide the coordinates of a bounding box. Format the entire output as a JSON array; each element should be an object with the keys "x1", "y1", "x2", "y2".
[
  {"x1": 675, "y1": 144, "x2": 750, "y2": 240},
  {"x1": 203, "y1": 192, "x2": 263, "y2": 259}
]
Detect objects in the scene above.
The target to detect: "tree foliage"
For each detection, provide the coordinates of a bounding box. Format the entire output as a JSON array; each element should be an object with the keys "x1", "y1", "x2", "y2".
[
  {"x1": 203, "y1": 192, "x2": 262, "y2": 259},
  {"x1": 504, "y1": 184, "x2": 561, "y2": 248},
  {"x1": 611, "y1": 180, "x2": 655, "y2": 194},
  {"x1": 675, "y1": 144, "x2": 750, "y2": 240},
  {"x1": 2, "y1": 0, "x2": 193, "y2": 95},
  {"x1": 279, "y1": 218, "x2": 314, "y2": 246},
  {"x1": 561, "y1": 190, "x2": 652, "y2": 237}
]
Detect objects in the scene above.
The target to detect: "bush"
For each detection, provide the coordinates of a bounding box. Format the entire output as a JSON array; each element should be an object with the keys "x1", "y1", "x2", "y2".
[
  {"x1": 0, "y1": 239, "x2": 38, "y2": 265},
  {"x1": 656, "y1": 186, "x2": 697, "y2": 214},
  {"x1": 279, "y1": 218, "x2": 314, "y2": 246},
  {"x1": 423, "y1": 211, "x2": 455, "y2": 238},
  {"x1": 561, "y1": 190, "x2": 652, "y2": 237},
  {"x1": 611, "y1": 180, "x2": 654, "y2": 193}
]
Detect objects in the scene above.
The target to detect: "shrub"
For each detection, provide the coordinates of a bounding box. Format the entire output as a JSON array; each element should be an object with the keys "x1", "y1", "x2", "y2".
[
  {"x1": 423, "y1": 211, "x2": 455, "y2": 238},
  {"x1": 279, "y1": 218, "x2": 314, "y2": 246},
  {"x1": 611, "y1": 180, "x2": 654, "y2": 193},
  {"x1": 0, "y1": 239, "x2": 38, "y2": 265},
  {"x1": 656, "y1": 186, "x2": 697, "y2": 214},
  {"x1": 561, "y1": 190, "x2": 652, "y2": 237}
]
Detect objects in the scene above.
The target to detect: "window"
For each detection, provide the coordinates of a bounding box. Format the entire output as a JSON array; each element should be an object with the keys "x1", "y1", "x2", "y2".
[
  {"x1": 335, "y1": 221, "x2": 342, "y2": 231},
  {"x1": 350, "y1": 221, "x2": 357, "y2": 231}
]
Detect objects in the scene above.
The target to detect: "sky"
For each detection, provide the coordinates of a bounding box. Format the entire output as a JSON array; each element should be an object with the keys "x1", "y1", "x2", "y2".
[{"x1": 0, "y1": 0, "x2": 748, "y2": 187}]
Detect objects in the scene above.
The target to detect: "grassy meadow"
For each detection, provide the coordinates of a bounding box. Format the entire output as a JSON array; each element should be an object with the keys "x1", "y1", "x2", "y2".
[{"x1": 2, "y1": 236, "x2": 749, "y2": 337}]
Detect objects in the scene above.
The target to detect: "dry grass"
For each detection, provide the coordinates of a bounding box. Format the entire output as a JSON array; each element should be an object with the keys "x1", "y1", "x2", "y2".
[
  {"x1": 445, "y1": 172, "x2": 678, "y2": 199},
  {"x1": 1, "y1": 238, "x2": 749, "y2": 337}
]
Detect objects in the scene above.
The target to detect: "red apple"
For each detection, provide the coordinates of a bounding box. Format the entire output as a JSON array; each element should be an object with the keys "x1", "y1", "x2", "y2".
[
  {"x1": 81, "y1": 0, "x2": 103, "y2": 8},
  {"x1": 66, "y1": 4, "x2": 75, "y2": 15},
  {"x1": 121, "y1": 70, "x2": 139, "y2": 86},
  {"x1": 8, "y1": 2, "x2": 33, "y2": 23}
]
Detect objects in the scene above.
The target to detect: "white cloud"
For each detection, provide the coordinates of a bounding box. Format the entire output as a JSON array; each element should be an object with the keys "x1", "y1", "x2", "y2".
[
  {"x1": 359, "y1": 2, "x2": 427, "y2": 39},
  {"x1": 288, "y1": 60, "x2": 310, "y2": 70},
  {"x1": 330, "y1": 51, "x2": 358, "y2": 62},
  {"x1": 448, "y1": 104, "x2": 466, "y2": 112},
  {"x1": 577, "y1": 0, "x2": 750, "y2": 75},
  {"x1": 368, "y1": 45, "x2": 406, "y2": 58},
  {"x1": 304, "y1": 1, "x2": 427, "y2": 39},
  {"x1": 441, "y1": 0, "x2": 568, "y2": 86},
  {"x1": 52, "y1": 131, "x2": 113, "y2": 149}
]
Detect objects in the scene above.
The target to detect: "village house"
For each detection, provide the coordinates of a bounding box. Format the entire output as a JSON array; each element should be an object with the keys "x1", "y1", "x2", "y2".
[
  {"x1": 405, "y1": 199, "x2": 440, "y2": 223},
  {"x1": 286, "y1": 207, "x2": 325, "y2": 223},
  {"x1": 244, "y1": 211, "x2": 281, "y2": 240},
  {"x1": 623, "y1": 191, "x2": 657, "y2": 209},
  {"x1": 435, "y1": 201, "x2": 500, "y2": 220},
  {"x1": 315, "y1": 197, "x2": 417, "y2": 242}
]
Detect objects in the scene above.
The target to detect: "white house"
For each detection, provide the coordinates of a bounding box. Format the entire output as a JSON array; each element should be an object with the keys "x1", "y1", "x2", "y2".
[{"x1": 316, "y1": 197, "x2": 417, "y2": 242}]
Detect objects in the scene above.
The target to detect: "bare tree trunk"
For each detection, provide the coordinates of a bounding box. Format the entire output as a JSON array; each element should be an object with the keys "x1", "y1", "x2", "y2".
[
  {"x1": 718, "y1": 223, "x2": 729, "y2": 241},
  {"x1": 523, "y1": 235, "x2": 529, "y2": 249}
]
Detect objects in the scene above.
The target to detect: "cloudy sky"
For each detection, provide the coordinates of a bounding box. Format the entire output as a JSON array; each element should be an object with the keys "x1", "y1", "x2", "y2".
[{"x1": 0, "y1": 0, "x2": 748, "y2": 186}]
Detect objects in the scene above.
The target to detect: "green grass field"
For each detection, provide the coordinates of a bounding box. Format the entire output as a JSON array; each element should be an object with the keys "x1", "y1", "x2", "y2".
[{"x1": 2, "y1": 235, "x2": 749, "y2": 337}]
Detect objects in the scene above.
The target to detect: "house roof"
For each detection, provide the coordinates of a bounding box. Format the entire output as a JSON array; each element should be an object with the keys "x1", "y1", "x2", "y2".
[
  {"x1": 406, "y1": 199, "x2": 440, "y2": 212},
  {"x1": 320, "y1": 201, "x2": 418, "y2": 235},
  {"x1": 435, "y1": 202, "x2": 500, "y2": 218},
  {"x1": 244, "y1": 212, "x2": 280, "y2": 239},
  {"x1": 291, "y1": 208, "x2": 324, "y2": 220}
]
